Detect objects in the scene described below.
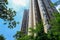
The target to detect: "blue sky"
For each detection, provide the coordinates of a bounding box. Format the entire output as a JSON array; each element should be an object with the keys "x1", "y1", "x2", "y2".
[
  {"x1": 0, "y1": 0, "x2": 60, "y2": 40},
  {"x1": 0, "y1": 0, "x2": 29, "y2": 40}
]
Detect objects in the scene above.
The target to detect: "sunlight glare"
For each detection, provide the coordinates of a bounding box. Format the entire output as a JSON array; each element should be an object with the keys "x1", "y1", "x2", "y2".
[{"x1": 12, "y1": 0, "x2": 28, "y2": 6}]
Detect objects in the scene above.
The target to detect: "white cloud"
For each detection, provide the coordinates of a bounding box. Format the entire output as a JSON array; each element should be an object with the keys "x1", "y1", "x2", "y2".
[
  {"x1": 12, "y1": 0, "x2": 29, "y2": 6},
  {"x1": 56, "y1": 5, "x2": 60, "y2": 12},
  {"x1": 7, "y1": 0, "x2": 29, "y2": 11}
]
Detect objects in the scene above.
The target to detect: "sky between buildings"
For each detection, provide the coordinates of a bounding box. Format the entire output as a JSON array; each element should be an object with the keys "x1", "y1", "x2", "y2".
[{"x1": 0, "y1": 0, "x2": 60, "y2": 40}]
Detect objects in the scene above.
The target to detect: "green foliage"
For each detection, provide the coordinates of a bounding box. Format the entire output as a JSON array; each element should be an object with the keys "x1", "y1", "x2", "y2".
[
  {"x1": 15, "y1": 13, "x2": 60, "y2": 40},
  {"x1": 59, "y1": 8, "x2": 60, "y2": 11},
  {"x1": 0, "y1": 35, "x2": 5, "y2": 40},
  {"x1": 50, "y1": 2, "x2": 55, "y2": 7},
  {"x1": 4, "y1": 0, "x2": 8, "y2": 4},
  {"x1": 14, "y1": 31, "x2": 26, "y2": 38},
  {"x1": 14, "y1": 21, "x2": 44, "y2": 40},
  {"x1": 35, "y1": 22, "x2": 47, "y2": 40},
  {"x1": 14, "y1": 31, "x2": 30, "y2": 40},
  {"x1": 48, "y1": 12, "x2": 60, "y2": 40},
  {"x1": 0, "y1": 0, "x2": 19, "y2": 28},
  {"x1": 59, "y1": 8, "x2": 60, "y2": 12}
]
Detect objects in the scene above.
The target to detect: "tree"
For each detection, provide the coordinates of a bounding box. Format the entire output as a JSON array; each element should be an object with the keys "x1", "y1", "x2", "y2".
[
  {"x1": 50, "y1": 2, "x2": 55, "y2": 7},
  {"x1": 0, "y1": 35, "x2": 5, "y2": 40},
  {"x1": 14, "y1": 31, "x2": 30, "y2": 40},
  {"x1": 14, "y1": 21, "x2": 47, "y2": 40},
  {"x1": 14, "y1": 20, "x2": 60, "y2": 40},
  {"x1": 48, "y1": 11, "x2": 60, "y2": 40},
  {"x1": 59, "y1": 8, "x2": 60, "y2": 12},
  {"x1": 0, "y1": 0, "x2": 19, "y2": 28}
]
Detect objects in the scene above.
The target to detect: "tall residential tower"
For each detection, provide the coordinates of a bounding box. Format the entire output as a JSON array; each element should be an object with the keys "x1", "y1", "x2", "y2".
[
  {"x1": 21, "y1": 0, "x2": 57, "y2": 36},
  {"x1": 28, "y1": 0, "x2": 57, "y2": 35},
  {"x1": 21, "y1": 9, "x2": 29, "y2": 35}
]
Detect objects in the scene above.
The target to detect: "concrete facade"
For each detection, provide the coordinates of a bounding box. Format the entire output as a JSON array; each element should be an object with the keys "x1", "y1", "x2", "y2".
[
  {"x1": 28, "y1": 0, "x2": 57, "y2": 35},
  {"x1": 21, "y1": 9, "x2": 29, "y2": 35}
]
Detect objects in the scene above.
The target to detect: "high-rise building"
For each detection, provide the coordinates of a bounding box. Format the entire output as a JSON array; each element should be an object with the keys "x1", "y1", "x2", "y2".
[
  {"x1": 21, "y1": 9, "x2": 29, "y2": 35},
  {"x1": 28, "y1": 0, "x2": 57, "y2": 35}
]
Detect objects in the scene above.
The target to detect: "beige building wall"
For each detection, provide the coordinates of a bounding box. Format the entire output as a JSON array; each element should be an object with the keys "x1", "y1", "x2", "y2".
[
  {"x1": 37, "y1": 0, "x2": 50, "y2": 33},
  {"x1": 28, "y1": 0, "x2": 57, "y2": 35}
]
